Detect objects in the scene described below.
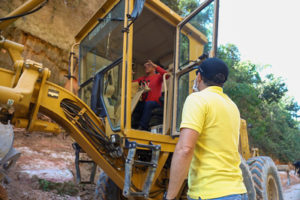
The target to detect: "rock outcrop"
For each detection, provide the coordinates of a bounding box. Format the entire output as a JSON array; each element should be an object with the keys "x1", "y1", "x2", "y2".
[{"x1": 0, "y1": 0, "x2": 105, "y2": 85}]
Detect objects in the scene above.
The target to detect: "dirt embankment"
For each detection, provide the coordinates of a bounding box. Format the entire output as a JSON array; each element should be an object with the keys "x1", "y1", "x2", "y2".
[
  {"x1": 2, "y1": 128, "x2": 98, "y2": 200},
  {"x1": 0, "y1": 0, "x2": 105, "y2": 85}
]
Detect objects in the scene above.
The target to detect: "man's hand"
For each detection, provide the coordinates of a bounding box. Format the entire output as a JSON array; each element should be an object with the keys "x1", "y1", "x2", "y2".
[{"x1": 147, "y1": 60, "x2": 157, "y2": 68}]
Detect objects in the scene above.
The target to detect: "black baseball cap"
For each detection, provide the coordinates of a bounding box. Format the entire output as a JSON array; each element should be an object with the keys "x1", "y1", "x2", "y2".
[{"x1": 194, "y1": 58, "x2": 229, "y2": 84}]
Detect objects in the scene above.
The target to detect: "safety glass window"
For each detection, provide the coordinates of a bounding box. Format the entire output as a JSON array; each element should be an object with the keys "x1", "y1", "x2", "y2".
[
  {"x1": 80, "y1": 0, "x2": 125, "y2": 84},
  {"x1": 179, "y1": 34, "x2": 189, "y2": 67},
  {"x1": 179, "y1": 0, "x2": 215, "y2": 68},
  {"x1": 176, "y1": 72, "x2": 190, "y2": 131},
  {"x1": 101, "y1": 63, "x2": 122, "y2": 130}
]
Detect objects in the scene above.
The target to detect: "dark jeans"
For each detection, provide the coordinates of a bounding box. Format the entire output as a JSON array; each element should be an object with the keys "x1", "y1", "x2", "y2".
[
  {"x1": 187, "y1": 194, "x2": 248, "y2": 200},
  {"x1": 133, "y1": 101, "x2": 160, "y2": 130}
]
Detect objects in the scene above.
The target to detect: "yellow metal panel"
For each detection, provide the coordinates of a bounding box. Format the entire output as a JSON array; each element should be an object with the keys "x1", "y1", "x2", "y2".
[
  {"x1": 120, "y1": 0, "x2": 129, "y2": 131},
  {"x1": 38, "y1": 82, "x2": 126, "y2": 189},
  {"x1": 239, "y1": 119, "x2": 251, "y2": 160},
  {"x1": 125, "y1": 0, "x2": 134, "y2": 130},
  {"x1": 125, "y1": 129, "x2": 177, "y2": 152},
  {"x1": 145, "y1": 0, "x2": 182, "y2": 26},
  {"x1": 189, "y1": 36, "x2": 205, "y2": 61},
  {"x1": 28, "y1": 68, "x2": 50, "y2": 132},
  {"x1": 0, "y1": 67, "x2": 126, "y2": 189},
  {"x1": 11, "y1": 61, "x2": 24, "y2": 88},
  {"x1": 0, "y1": 68, "x2": 39, "y2": 118},
  {"x1": 0, "y1": 68, "x2": 14, "y2": 87}
]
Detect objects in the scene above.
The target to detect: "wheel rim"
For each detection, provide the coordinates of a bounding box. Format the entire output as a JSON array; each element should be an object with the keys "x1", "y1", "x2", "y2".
[{"x1": 267, "y1": 174, "x2": 278, "y2": 200}]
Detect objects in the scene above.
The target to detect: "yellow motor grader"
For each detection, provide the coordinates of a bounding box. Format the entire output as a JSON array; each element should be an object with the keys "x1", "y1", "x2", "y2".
[{"x1": 0, "y1": 0, "x2": 284, "y2": 199}]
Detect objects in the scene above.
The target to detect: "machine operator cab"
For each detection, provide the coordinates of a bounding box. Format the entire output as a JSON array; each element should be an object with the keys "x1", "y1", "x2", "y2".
[{"x1": 76, "y1": 0, "x2": 219, "y2": 138}]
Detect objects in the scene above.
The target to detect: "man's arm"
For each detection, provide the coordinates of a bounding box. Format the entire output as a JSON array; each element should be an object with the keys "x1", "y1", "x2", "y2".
[
  {"x1": 166, "y1": 128, "x2": 199, "y2": 199},
  {"x1": 148, "y1": 60, "x2": 168, "y2": 76},
  {"x1": 155, "y1": 65, "x2": 167, "y2": 75}
]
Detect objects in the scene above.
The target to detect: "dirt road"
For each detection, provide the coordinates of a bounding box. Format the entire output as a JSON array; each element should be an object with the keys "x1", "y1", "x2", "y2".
[
  {"x1": 280, "y1": 170, "x2": 300, "y2": 200},
  {"x1": 3, "y1": 129, "x2": 97, "y2": 200},
  {"x1": 284, "y1": 184, "x2": 300, "y2": 200}
]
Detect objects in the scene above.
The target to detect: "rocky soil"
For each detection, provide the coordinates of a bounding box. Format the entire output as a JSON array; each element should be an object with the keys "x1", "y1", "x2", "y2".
[
  {"x1": 284, "y1": 184, "x2": 300, "y2": 200},
  {"x1": 0, "y1": 0, "x2": 105, "y2": 85},
  {"x1": 1, "y1": 128, "x2": 99, "y2": 200},
  {"x1": 280, "y1": 170, "x2": 300, "y2": 200}
]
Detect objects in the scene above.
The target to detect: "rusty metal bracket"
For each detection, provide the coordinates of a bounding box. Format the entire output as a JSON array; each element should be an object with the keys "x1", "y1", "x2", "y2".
[
  {"x1": 123, "y1": 140, "x2": 160, "y2": 199},
  {"x1": 72, "y1": 142, "x2": 97, "y2": 184}
]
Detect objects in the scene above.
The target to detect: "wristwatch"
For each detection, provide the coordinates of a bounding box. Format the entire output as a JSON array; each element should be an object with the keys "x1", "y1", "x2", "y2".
[{"x1": 163, "y1": 192, "x2": 176, "y2": 200}]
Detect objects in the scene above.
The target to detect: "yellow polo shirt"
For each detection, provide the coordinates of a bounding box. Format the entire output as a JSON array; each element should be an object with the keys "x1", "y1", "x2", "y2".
[{"x1": 180, "y1": 86, "x2": 246, "y2": 199}]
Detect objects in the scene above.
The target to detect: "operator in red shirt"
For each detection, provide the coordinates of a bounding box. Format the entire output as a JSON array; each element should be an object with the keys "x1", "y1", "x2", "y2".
[{"x1": 133, "y1": 60, "x2": 168, "y2": 130}]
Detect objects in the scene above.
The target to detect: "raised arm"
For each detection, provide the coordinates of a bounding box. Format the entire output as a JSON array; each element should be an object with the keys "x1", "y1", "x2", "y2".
[
  {"x1": 147, "y1": 60, "x2": 169, "y2": 79},
  {"x1": 155, "y1": 65, "x2": 167, "y2": 76}
]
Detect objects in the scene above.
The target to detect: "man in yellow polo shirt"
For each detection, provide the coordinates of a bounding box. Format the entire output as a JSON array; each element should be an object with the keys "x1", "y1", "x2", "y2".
[{"x1": 165, "y1": 58, "x2": 247, "y2": 200}]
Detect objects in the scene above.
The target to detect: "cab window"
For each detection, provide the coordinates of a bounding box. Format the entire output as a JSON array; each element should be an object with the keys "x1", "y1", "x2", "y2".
[
  {"x1": 179, "y1": 1, "x2": 215, "y2": 69},
  {"x1": 79, "y1": 0, "x2": 125, "y2": 106},
  {"x1": 176, "y1": 72, "x2": 190, "y2": 131},
  {"x1": 101, "y1": 62, "x2": 122, "y2": 129}
]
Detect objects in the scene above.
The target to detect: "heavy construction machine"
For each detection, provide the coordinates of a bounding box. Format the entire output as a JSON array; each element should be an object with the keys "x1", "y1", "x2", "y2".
[{"x1": 0, "y1": 0, "x2": 284, "y2": 199}]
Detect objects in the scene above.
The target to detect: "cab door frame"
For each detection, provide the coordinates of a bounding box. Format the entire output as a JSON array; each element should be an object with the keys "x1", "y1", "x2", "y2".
[
  {"x1": 120, "y1": 0, "x2": 134, "y2": 132},
  {"x1": 171, "y1": 0, "x2": 220, "y2": 135}
]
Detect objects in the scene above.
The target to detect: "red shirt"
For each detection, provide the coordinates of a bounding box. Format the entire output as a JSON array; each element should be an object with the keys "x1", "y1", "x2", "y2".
[{"x1": 133, "y1": 66, "x2": 168, "y2": 104}]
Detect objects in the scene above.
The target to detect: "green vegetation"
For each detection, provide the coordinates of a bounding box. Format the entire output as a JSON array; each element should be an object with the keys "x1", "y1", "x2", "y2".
[
  {"x1": 218, "y1": 44, "x2": 300, "y2": 162},
  {"x1": 161, "y1": 0, "x2": 200, "y2": 16},
  {"x1": 38, "y1": 179, "x2": 79, "y2": 196}
]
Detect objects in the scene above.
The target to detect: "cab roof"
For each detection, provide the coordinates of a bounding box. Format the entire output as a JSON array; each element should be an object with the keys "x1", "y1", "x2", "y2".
[{"x1": 75, "y1": 0, "x2": 183, "y2": 42}]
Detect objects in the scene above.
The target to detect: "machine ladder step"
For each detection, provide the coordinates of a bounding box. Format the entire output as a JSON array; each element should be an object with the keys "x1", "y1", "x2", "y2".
[
  {"x1": 123, "y1": 140, "x2": 161, "y2": 199},
  {"x1": 72, "y1": 143, "x2": 97, "y2": 184}
]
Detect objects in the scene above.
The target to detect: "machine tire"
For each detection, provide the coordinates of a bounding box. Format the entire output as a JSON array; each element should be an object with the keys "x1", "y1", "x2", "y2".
[
  {"x1": 240, "y1": 158, "x2": 256, "y2": 200},
  {"x1": 94, "y1": 172, "x2": 125, "y2": 200},
  {"x1": 247, "y1": 156, "x2": 283, "y2": 200}
]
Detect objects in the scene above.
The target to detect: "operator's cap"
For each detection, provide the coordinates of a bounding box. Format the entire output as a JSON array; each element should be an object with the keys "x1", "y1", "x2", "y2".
[{"x1": 194, "y1": 58, "x2": 229, "y2": 84}]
